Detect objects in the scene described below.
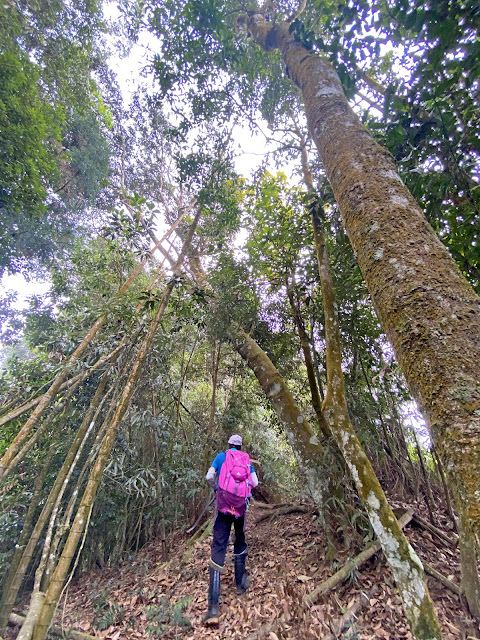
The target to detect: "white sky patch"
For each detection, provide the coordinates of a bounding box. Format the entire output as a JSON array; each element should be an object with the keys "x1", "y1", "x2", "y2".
[{"x1": 1, "y1": 273, "x2": 50, "y2": 310}]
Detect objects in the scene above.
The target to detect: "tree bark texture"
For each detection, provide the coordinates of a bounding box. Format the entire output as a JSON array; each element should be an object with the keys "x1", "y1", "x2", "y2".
[
  {"x1": 247, "y1": 13, "x2": 480, "y2": 541},
  {"x1": 233, "y1": 327, "x2": 327, "y2": 507},
  {"x1": 310, "y1": 186, "x2": 442, "y2": 638}
]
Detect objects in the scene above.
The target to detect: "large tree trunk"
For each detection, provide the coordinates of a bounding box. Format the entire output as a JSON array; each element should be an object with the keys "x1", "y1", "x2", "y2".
[
  {"x1": 311, "y1": 203, "x2": 442, "y2": 639},
  {"x1": 246, "y1": 9, "x2": 480, "y2": 560}
]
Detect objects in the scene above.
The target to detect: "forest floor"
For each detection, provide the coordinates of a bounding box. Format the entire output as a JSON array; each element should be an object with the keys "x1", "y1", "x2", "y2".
[{"x1": 15, "y1": 500, "x2": 470, "y2": 639}]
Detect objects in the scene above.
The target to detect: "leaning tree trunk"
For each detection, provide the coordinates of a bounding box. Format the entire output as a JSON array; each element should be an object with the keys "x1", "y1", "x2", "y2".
[
  {"x1": 232, "y1": 327, "x2": 327, "y2": 506},
  {"x1": 246, "y1": 9, "x2": 480, "y2": 617},
  {"x1": 0, "y1": 459, "x2": 50, "y2": 630},
  {"x1": 0, "y1": 211, "x2": 186, "y2": 482},
  {"x1": 30, "y1": 212, "x2": 200, "y2": 640},
  {"x1": 188, "y1": 256, "x2": 329, "y2": 506},
  {"x1": 0, "y1": 368, "x2": 114, "y2": 632}
]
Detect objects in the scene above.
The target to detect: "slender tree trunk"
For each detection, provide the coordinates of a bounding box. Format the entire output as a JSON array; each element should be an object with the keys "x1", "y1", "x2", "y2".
[
  {"x1": 247, "y1": 11, "x2": 480, "y2": 546},
  {"x1": 286, "y1": 284, "x2": 330, "y2": 438},
  {"x1": 153, "y1": 424, "x2": 168, "y2": 562},
  {"x1": 208, "y1": 341, "x2": 221, "y2": 439},
  {"x1": 0, "y1": 212, "x2": 186, "y2": 482},
  {"x1": 232, "y1": 327, "x2": 326, "y2": 506},
  {"x1": 310, "y1": 200, "x2": 442, "y2": 638},
  {"x1": 0, "y1": 458, "x2": 50, "y2": 627},
  {"x1": 43, "y1": 386, "x2": 114, "y2": 588},
  {"x1": 16, "y1": 593, "x2": 45, "y2": 640},
  {"x1": 311, "y1": 331, "x2": 325, "y2": 402},
  {"x1": 0, "y1": 370, "x2": 113, "y2": 632},
  {"x1": 412, "y1": 431, "x2": 437, "y2": 525},
  {"x1": 30, "y1": 212, "x2": 200, "y2": 640},
  {"x1": 188, "y1": 256, "x2": 328, "y2": 505}
]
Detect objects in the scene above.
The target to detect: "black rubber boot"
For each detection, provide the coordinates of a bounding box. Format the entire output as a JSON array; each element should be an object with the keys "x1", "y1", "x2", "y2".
[
  {"x1": 203, "y1": 567, "x2": 221, "y2": 625},
  {"x1": 234, "y1": 553, "x2": 249, "y2": 596}
]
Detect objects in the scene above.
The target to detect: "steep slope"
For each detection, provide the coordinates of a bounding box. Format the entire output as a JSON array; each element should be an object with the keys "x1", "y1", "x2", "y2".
[{"x1": 15, "y1": 502, "x2": 467, "y2": 639}]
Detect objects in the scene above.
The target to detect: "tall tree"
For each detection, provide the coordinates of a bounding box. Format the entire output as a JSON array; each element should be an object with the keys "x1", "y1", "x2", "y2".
[
  {"x1": 143, "y1": 0, "x2": 480, "y2": 620},
  {"x1": 0, "y1": 0, "x2": 111, "y2": 275}
]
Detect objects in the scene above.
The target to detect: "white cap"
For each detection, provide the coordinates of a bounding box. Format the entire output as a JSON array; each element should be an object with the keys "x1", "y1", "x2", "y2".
[{"x1": 228, "y1": 434, "x2": 242, "y2": 446}]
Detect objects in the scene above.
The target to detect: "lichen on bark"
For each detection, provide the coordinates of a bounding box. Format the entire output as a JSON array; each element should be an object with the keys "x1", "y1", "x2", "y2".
[{"x1": 247, "y1": 4, "x2": 480, "y2": 580}]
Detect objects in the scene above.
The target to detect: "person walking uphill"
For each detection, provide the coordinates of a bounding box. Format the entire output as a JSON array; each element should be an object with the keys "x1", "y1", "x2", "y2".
[{"x1": 203, "y1": 434, "x2": 259, "y2": 625}]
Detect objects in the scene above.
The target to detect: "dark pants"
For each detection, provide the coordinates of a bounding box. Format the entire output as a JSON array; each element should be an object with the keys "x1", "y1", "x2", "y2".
[{"x1": 210, "y1": 510, "x2": 247, "y2": 569}]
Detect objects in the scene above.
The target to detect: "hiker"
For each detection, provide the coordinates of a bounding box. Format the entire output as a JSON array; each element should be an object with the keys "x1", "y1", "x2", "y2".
[{"x1": 203, "y1": 434, "x2": 258, "y2": 625}]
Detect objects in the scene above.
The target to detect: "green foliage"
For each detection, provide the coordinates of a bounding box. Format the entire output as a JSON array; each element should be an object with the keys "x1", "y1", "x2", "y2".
[
  {"x1": 92, "y1": 591, "x2": 126, "y2": 630},
  {"x1": 0, "y1": 0, "x2": 111, "y2": 275},
  {"x1": 0, "y1": 51, "x2": 62, "y2": 218},
  {"x1": 0, "y1": 0, "x2": 468, "y2": 597},
  {"x1": 298, "y1": 0, "x2": 480, "y2": 289},
  {"x1": 245, "y1": 172, "x2": 314, "y2": 284},
  {"x1": 145, "y1": 597, "x2": 191, "y2": 636}
]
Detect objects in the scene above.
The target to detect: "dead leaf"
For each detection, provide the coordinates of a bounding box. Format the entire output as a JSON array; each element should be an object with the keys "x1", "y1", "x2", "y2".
[{"x1": 297, "y1": 575, "x2": 312, "y2": 583}]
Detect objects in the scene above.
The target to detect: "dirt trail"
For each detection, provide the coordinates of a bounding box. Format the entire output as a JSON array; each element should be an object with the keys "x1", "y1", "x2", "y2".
[{"x1": 41, "y1": 502, "x2": 465, "y2": 639}]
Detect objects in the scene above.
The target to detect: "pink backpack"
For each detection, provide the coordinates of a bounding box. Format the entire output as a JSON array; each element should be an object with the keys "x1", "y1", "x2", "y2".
[{"x1": 218, "y1": 449, "x2": 252, "y2": 499}]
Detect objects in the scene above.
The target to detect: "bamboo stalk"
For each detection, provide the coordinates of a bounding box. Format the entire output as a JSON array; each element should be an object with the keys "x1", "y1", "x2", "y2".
[
  {"x1": 31, "y1": 211, "x2": 200, "y2": 640},
  {"x1": 8, "y1": 613, "x2": 97, "y2": 640},
  {"x1": 0, "y1": 210, "x2": 187, "y2": 481},
  {"x1": 0, "y1": 368, "x2": 113, "y2": 631}
]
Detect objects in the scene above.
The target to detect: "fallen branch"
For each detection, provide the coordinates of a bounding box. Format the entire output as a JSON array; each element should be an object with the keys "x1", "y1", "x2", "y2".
[
  {"x1": 412, "y1": 512, "x2": 458, "y2": 548},
  {"x1": 321, "y1": 593, "x2": 368, "y2": 640},
  {"x1": 9, "y1": 613, "x2": 97, "y2": 640},
  {"x1": 186, "y1": 495, "x2": 215, "y2": 533},
  {"x1": 180, "y1": 520, "x2": 213, "y2": 566},
  {"x1": 305, "y1": 510, "x2": 413, "y2": 606},
  {"x1": 254, "y1": 502, "x2": 288, "y2": 510},
  {"x1": 423, "y1": 561, "x2": 461, "y2": 596},
  {"x1": 255, "y1": 505, "x2": 312, "y2": 523},
  {"x1": 246, "y1": 512, "x2": 414, "y2": 640}
]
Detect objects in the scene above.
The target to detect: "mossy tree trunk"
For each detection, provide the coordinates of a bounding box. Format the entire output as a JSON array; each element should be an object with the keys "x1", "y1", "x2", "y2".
[
  {"x1": 232, "y1": 326, "x2": 326, "y2": 506},
  {"x1": 312, "y1": 202, "x2": 442, "y2": 638},
  {"x1": 188, "y1": 256, "x2": 328, "y2": 506},
  {"x1": 247, "y1": 10, "x2": 480, "y2": 622},
  {"x1": 0, "y1": 460, "x2": 50, "y2": 630},
  {"x1": 294, "y1": 125, "x2": 442, "y2": 635}
]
